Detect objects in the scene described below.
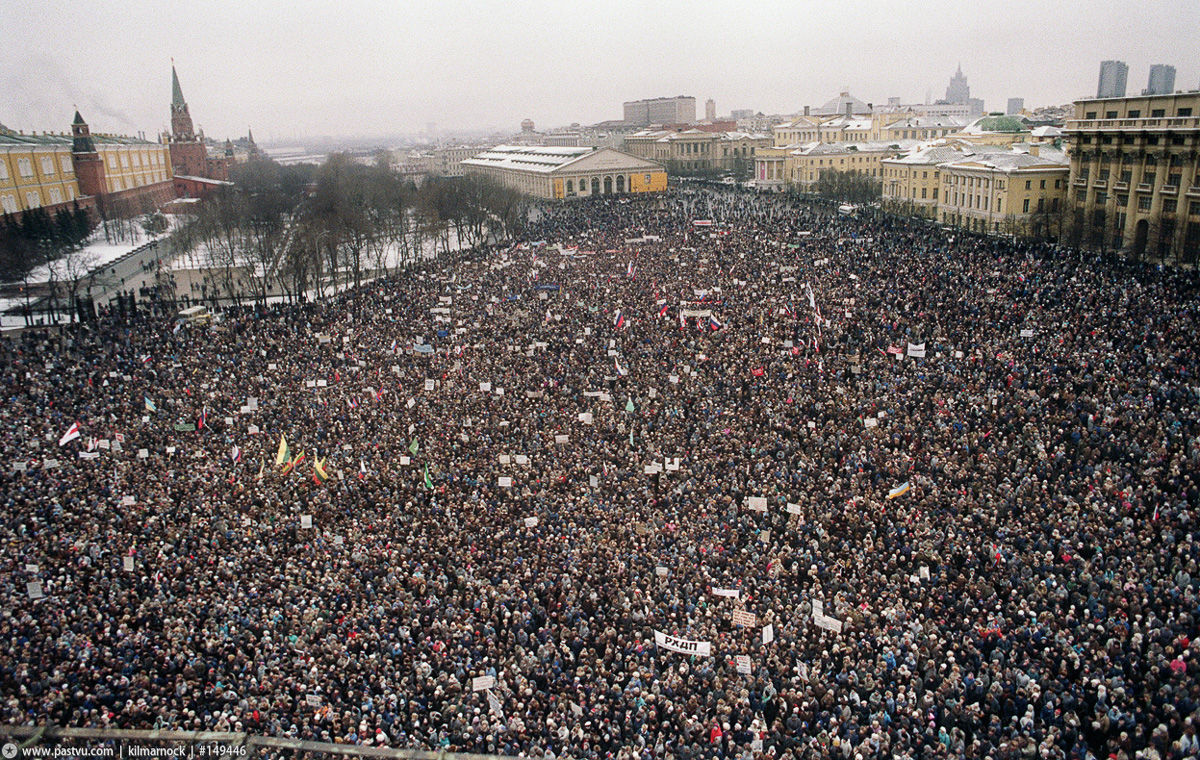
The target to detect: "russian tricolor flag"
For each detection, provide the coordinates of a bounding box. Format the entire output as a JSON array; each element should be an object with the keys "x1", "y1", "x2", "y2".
[
  {"x1": 709, "y1": 316, "x2": 722, "y2": 331},
  {"x1": 614, "y1": 311, "x2": 625, "y2": 330},
  {"x1": 658, "y1": 302, "x2": 670, "y2": 318}
]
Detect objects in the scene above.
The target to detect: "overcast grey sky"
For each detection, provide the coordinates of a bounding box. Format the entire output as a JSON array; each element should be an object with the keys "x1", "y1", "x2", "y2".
[{"x1": 2, "y1": 0, "x2": 1197, "y2": 143}]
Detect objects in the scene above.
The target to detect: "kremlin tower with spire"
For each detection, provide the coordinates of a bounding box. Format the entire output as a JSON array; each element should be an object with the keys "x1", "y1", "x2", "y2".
[{"x1": 166, "y1": 62, "x2": 230, "y2": 184}]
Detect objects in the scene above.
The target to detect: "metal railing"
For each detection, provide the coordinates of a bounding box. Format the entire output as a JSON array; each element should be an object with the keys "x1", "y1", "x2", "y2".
[{"x1": 0, "y1": 726, "x2": 510, "y2": 760}]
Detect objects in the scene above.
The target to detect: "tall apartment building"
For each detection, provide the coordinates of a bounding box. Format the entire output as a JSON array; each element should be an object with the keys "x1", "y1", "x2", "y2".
[
  {"x1": 1064, "y1": 92, "x2": 1200, "y2": 262},
  {"x1": 623, "y1": 97, "x2": 697, "y2": 126},
  {"x1": 1007, "y1": 98, "x2": 1025, "y2": 115},
  {"x1": 705, "y1": 99, "x2": 716, "y2": 121},
  {"x1": 1144, "y1": 65, "x2": 1177, "y2": 96},
  {"x1": 1097, "y1": 60, "x2": 1129, "y2": 98}
]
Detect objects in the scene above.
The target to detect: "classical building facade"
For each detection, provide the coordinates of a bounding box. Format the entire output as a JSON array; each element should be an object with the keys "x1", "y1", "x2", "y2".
[
  {"x1": 772, "y1": 109, "x2": 965, "y2": 147},
  {"x1": 461, "y1": 145, "x2": 667, "y2": 200},
  {"x1": 622, "y1": 129, "x2": 769, "y2": 175},
  {"x1": 1064, "y1": 92, "x2": 1200, "y2": 261},
  {"x1": 936, "y1": 151, "x2": 1069, "y2": 236},
  {"x1": 0, "y1": 112, "x2": 174, "y2": 220}
]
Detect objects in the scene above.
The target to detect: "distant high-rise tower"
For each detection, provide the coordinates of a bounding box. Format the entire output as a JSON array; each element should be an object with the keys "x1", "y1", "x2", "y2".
[
  {"x1": 945, "y1": 64, "x2": 970, "y2": 104},
  {"x1": 1097, "y1": 60, "x2": 1128, "y2": 98},
  {"x1": 1143, "y1": 64, "x2": 1176, "y2": 95},
  {"x1": 1006, "y1": 98, "x2": 1024, "y2": 115},
  {"x1": 705, "y1": 99, "x2": 716, "y2": 121}
]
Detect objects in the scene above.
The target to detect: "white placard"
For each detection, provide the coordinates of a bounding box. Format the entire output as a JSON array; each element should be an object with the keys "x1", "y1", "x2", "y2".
[
  {"x1": 814, "y1": 615, "x2": 844, "y2": 633},
  {"x1": 732, "y1": 609, "x2": 757, "y2": 627},
  {"x1": 41, "y1": 459, "x2": 59, "y2": 469},
  {"x1": 578, "y1": 412, "x2": 593, "y2": 425},
  {"x1": 745, "y1": 496, "x2": 767, "y2": 512},
  {"x1": 919, "y1": 565, "x2": 930, "y2": 580},
  {"x1": 665, "y1": 458, "x2": 681, "y2": 471},
  {"x1": 480, "y1": 382, "x2": 492, "y2": 392},
  {"x1": 268, "y1": 363, "x2": 278, "y2": 370},
  {"x1": 499, "y1": 454, "x2": 511, "y2": 464},
  {"x1": 26, "y1": 581, "x2": 44, "y2": 600},
  {"x1": 223, "y1": 417, "x2": 234, "y2": 426},
  {"x1": 735, "y1": 655, "x2": 752, "y2": 674},
  {"x1": 762, "y1": 624, "x2": 775, "y2": 645},
  {"x1": 499, "y1": 477, "x2": 513, "y2": 488},
  {"x1": 669, "y1": 374, "x2": 679, "y2": 384},
  {"x1": 121, "y1": 496, "x2": 136, "y2": 506},
  {"x1": 654, "y1": 630, "x2": 712, "y2": 657},
  {"x1": 317, "y1": 379, "x2": 328, "y2": 387},
  {"x1": 305, "y1": 380, "x2": 316, "y2": 388},
  {"x1": 864, "y1": 417, "x2": 878, "y2": 428},
  {"x1": 123, "y1": 556, "x2": 134, "y2": 572},
  {"x1": 589, "y1": 475, "x2": 598, "y2": 487},
  {"x1": 785, "y1": 502, "x2": 802, "y2": 515},
  {"x1": 12, "y1": 462, "x2": 26, "y2": 473},
  {"x1": 305, "y1": 694, "x2": 322, "y2": 707},
  {"x1": 554, "y1": 434, "x2": 568, "y2": 444},
  {"x1": 425, "y1": 379, "x2": 435, "y2": 391},
  {"x1": 514, "y1": 455, "x2": 529, "y2": 465},
  {"x1": 249, "y1": 425, "x2": 260, "y2": 435},
  {"x1": 24, "y1": 564, "x2": 38, "y2": 573},
  {"x1": 812, "y1": 599, "x2": 824, "y2": 618},
  {"x1": 713, "y1": 588, "x2": 740, "y2": 598},
  {"x1": 79, "y1": 452, "x2": 100, "y2": 460},
  {"x1": 406, "y1": 398, "x2": 416, "y2": 409},
  {"x1": 523, "y1": 516, "x2": 538, "y2": 527},
  {"x1": 301, "y1": 515, "x2": 313, "y2": 529},
  {"x1": 400, "y1": 456, "x2": 411, "y2": 465},
  {"x1": 97, "y1": 439, "x2": 110, "y2": 450},
  {"x1": 655, "y1": 566, "x2": 669, "y2": 577},
  {"x1": 1020, "y1": 328, "x2": 1034, "y2": 338}
]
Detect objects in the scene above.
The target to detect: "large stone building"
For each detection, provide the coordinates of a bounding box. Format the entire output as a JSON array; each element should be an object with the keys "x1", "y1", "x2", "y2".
[
  {"x1": 1064, "y1": 91, "x2": 1200, "y2": 261},
  {"x1": 461, "y1": 145, "x2": 666, "y2": 200},
  {"x1": 936, "y1": 150, "x2": 1069, "y2": 236},
  {"x1": 622, "y1": 129, "x2": 770, "y2": 175},
  {"x1": 623, "y1": 96, "x2": 696, "y2": 127},
  {"x1": 771, "y1": 107, "x2": 965, "y2": 147},
  {"x1": 0, "y1": 111, "x2": 174, "y2": 220}
]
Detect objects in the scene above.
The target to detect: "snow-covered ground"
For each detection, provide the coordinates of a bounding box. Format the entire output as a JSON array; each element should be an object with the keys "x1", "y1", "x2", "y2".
[{"x1": 6, "y1": 216, "x2": 186, "y2": 287}]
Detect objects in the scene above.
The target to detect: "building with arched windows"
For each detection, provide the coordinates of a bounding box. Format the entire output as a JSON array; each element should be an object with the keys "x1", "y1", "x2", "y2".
[{"x1": 461, "y1": 145, "x2": 667, "y2": 200}]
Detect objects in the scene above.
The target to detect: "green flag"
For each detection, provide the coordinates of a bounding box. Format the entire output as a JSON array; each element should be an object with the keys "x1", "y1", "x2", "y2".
[
  {"x1": 423, "y1": 462, "x2": 433, "y2": 490},
  {"x1": 625, "y1": 398, "x2": 635, "y2": 412},
  {"x1": 409, "y1": 439, "x2": 419, "y2": 456}
]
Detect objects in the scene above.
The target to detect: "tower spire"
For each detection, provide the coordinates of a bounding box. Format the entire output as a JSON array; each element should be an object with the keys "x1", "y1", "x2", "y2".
[{"x1": 171, "y1": 63, "x2": 186, "y2": 110}]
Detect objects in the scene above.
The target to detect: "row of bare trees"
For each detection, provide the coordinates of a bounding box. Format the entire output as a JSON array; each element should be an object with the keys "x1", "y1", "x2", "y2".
[{"x1": 174, "y1": 153, "x2": 529, "y2": 307}]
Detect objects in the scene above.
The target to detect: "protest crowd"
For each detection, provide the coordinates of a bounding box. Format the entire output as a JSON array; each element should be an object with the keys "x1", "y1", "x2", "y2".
[{"x1": 1, "y1": 185, "x2": 1199, "y2": 760}]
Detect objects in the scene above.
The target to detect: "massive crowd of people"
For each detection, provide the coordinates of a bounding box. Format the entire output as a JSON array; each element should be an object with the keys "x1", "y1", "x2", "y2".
[{"x1": 2, "y1": 185, "x2": 1198, "y2": 760}]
